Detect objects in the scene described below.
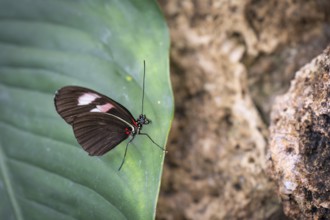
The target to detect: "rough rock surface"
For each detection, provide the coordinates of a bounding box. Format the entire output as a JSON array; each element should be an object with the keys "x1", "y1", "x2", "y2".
[
  {"x1": 157, "y1": 0, "x2": 330, "y2": 219},
  {"x1": 269, "y1": 47, "x2": 330, "y2": 219}
]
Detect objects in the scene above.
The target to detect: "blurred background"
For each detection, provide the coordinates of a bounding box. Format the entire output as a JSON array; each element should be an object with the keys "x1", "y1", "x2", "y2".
[{"x1": 156, "y1": 1, "x2": 330, "y2": 219}]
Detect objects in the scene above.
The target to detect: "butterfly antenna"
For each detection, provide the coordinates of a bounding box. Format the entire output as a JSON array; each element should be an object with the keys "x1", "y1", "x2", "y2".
[{"x1": 141, "y1": 60, "x2": 146, "y2": 115}]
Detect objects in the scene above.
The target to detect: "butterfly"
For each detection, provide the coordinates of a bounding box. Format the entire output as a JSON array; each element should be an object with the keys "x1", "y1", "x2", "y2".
[{"x1": 54, "y1": 61, "x2": 165, "y2": 170}]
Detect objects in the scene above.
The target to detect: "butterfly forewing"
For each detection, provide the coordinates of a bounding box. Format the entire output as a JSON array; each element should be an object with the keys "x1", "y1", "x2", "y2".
[
  {"x1": 54, "y1": 86, "x2": 137, "y2": 125},
  {"x1": 72, "y1": 112, "x2": 134, "y2": 156}
]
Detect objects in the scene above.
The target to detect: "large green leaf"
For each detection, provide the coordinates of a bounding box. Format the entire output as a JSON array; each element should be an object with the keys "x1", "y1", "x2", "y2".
[{"x1": 0, "y1": 0, "x2": 172, "y2": 219}]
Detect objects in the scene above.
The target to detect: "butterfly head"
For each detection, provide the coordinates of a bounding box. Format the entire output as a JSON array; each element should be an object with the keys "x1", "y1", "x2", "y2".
[
  {"x1": 136, "y1": 114, "x2": 152, "y2": 133},
  {"x1": 136, "y1": 114, "x2": 151, "y2": 126}
]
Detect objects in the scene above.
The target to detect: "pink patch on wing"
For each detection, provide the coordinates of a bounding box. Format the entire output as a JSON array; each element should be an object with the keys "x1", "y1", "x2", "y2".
[
  {"x1": 78, "y1": 93, "x2": 100, "y2": 105},
  {"x1": 95, "y1": 103, "x2": 114, "y2": 112}
]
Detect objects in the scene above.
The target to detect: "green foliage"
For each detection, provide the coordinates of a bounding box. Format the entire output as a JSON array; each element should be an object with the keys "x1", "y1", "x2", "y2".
[{"x1": 0, "y1": 0, "x2": 172, "y2": 219}]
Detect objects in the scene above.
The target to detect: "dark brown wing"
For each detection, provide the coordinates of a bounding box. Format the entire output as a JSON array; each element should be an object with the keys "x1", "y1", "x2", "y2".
[
  {"x1": 72, "y1": 112, "x2": 134, "y2": 156},
  {"x1": 54, "y1": 86, "x2": 137, "y2": 125}
]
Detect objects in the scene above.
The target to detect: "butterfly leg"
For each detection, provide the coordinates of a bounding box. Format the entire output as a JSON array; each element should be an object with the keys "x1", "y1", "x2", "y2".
[
  {"x1": 139, "y1": 133, "x2": 167, "y2": 152},
  {"x1": 118, "y1": 135, "x2": 135, "y2": 171}
]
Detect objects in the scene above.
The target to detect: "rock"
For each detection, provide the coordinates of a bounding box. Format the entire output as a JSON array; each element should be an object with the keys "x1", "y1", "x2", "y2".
[{"x1": 269, "y1": 46, "x2": 330, "y2": 219}]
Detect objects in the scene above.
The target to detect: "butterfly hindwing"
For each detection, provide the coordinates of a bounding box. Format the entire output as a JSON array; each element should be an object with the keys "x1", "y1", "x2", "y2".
[
  {"x1": 54, "y1": 86, "x2": 137, "y2": 126},
  {"x1": 72, "y1": 112, "x2": 134, "y2": 156}
]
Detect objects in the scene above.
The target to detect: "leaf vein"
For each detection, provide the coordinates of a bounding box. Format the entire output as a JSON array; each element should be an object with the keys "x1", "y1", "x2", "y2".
[
  {"x1": 9, "y1": 157, "x2": 126, "y2": 219},
  {"x1": 0, "y1": 142, "x2": 24, "y2": 220}
]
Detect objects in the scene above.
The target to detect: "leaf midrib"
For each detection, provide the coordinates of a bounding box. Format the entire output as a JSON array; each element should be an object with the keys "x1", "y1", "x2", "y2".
[{"x1": 0, "y1": 141, "x2": 23, "y2": 220}]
